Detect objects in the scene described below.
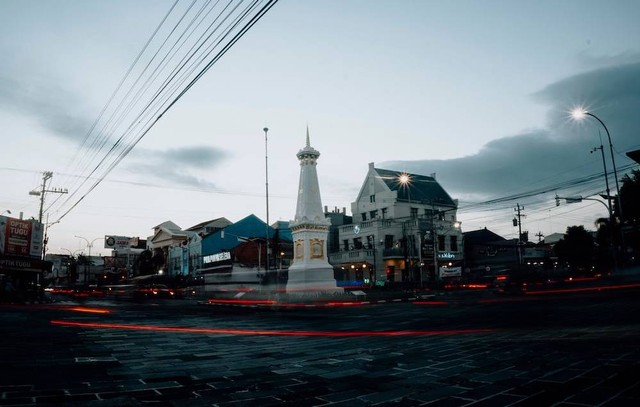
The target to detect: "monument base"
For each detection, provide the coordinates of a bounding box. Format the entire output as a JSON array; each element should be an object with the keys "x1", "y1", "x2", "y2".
[{"x1": 286, "y1": 264, "x2": 343, "y2": 294}]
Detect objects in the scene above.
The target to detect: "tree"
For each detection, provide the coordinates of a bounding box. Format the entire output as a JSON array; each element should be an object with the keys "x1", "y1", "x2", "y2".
[
  {"x1": 134, "y1": 249, "x2": 155, "y2": 276},
  {"x1": 619, "y1": 169, "x2": 640, "y2": 223},
  {"x1": 554, "y1": 225, "x2": 595, "y2": 273},
  {"x1": 619, "y1": 169, "x2": 640, "y2": 265},
  {"x1": 593, "y1": 217, "x2": 614, "y2": 272}
]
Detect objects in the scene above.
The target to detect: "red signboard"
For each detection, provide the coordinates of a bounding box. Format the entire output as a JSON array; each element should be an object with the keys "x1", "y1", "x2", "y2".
[{"x1": 0, "y1": 216, "x2": 44, "y2": 258}]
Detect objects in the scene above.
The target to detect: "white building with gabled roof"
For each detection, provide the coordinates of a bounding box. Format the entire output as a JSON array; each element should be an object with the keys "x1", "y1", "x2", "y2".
[{"x1": 329, "y1": 163, "x2": 463, "y2": 286}]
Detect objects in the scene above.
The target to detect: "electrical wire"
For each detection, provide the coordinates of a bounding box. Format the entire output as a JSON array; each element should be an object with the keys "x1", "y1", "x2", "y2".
[{"x1": 46, "y1": 0, "x2": 280, "y2": 222}]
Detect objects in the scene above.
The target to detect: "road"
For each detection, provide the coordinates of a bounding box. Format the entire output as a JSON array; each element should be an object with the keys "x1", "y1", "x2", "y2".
[{"x1": 1, "y1": 286, "x2": 639, "y2": 406}]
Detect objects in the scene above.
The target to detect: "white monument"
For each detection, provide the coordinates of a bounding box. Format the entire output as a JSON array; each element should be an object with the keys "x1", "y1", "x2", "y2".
[{"x1": 286, "y1": 129, "x2": 342, "y2": 293}]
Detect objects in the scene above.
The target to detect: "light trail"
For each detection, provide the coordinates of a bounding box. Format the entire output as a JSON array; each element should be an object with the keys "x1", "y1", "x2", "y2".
[
  {"x1": 524, "y1": 283, "x2": 640, "y2": 296},
  {"x1": 51, "y1": 320, "x2": 495, "y2": 337},
  {"x1": 68, "y1": 307, "x2": 111, "y2": 314}
]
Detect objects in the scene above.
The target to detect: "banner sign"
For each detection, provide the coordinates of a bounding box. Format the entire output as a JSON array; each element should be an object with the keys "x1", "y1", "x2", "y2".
[
  {"x1": 0, "y1": 216, "x2": 43, "y2": 258},
  {"x1": 201, "y1": 251, "x2": 233, "y2": 273},
  {"x1": 439, "y1": 266, "x2": 462, "y2": 278},
  {"x1": 104, "y1": 235, "x2": 132, "y2": 250}
]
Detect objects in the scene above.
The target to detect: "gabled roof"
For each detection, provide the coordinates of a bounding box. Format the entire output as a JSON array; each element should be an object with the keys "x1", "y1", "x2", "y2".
[
  {"x1": 375, "y1": 168, "x2": 456, "y2": 207},
  {"x1": 185, "y1": 217, "x2": 232, "y2": 232},
  {"x1": 463, "y1": 228, "x2": 506, "y2": 244},
  {"x1": 152, "y1": 220, "x2": 181, "y2": 232},
  {"x1": 201, "y1": 214, "x2": 290, "y2": 255},
  {"x1": 543, "y1": 232, "x2": 565, "y2": 245}
]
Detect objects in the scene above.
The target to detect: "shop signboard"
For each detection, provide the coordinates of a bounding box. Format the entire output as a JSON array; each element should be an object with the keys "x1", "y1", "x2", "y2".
[
  {"x1": 201, "y1": 251, "x2": 233, "y2": 273},
  {"x1": 0, "y1": 215, "x2": 43, "y2": 258},
  {"x1": 104, "y1": 235, "x2": 133, "y2": 250},
  {"x1": 439, "y1": 266, "x2": 462, "y2": 278}
]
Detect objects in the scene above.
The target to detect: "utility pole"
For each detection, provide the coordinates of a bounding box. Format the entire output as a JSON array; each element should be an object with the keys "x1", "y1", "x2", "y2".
[
  {"x1": 29, "y1": 171, "x2": 67, "y2": 259},
  {"x1": 29, "y1": 171, "x2": 68, "y2": 224},
  {"x1": 513, "y1": 204, "x2": 525, "y2": 268}
]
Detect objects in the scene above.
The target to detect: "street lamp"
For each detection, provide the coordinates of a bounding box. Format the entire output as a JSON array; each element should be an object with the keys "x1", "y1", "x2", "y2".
[
  {"x1": 75, "y1": 236, "x2": 101, "y2": 286},
  {"x1": 263, "y1": 127, "x2": 270, "y2": 273},
  {"x1": 397, "y1": 173, "x2": 412, "y2": 207},
  {"x1": 1, "y1": 210, "x2": 11, "y2": 216},
  {"x1": 571, "y1": 108, "x2": 622, "y2": 218}
]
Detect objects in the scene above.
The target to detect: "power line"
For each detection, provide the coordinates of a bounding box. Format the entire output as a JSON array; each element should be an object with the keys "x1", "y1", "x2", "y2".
[{"x1": 50, "y1": 0, "x2": 280, "y2": 223}]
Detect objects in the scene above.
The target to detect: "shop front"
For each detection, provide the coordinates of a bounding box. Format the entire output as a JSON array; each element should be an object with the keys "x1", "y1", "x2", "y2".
[{"x1": 0, "y1": 255, "x2": 51, "y2": 302}]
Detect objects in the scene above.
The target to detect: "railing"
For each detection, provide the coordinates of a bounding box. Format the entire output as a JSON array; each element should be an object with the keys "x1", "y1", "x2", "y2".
[{"x1": 329, "y1": 249, "x2": 375, "y2": 264}]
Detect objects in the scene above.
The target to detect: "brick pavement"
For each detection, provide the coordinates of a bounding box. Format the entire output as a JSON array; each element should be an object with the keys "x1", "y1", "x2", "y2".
[{"x1": 1, "y1": 288, "x2": 639, "y2": 406}]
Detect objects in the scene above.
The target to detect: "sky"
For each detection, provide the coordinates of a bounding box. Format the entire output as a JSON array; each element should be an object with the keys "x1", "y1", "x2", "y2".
[{"x1": 1, "y1": 0, "x2": 639, "y2": 257}]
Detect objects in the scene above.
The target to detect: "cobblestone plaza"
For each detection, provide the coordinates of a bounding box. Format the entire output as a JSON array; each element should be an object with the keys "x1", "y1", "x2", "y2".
[{"x1": 1, "y1": 287, "x2": 639, "y2": 406}]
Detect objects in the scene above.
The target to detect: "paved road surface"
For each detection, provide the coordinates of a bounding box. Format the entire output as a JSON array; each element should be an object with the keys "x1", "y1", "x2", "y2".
[{"x1": 1, "y1": 286, "x2": 639, "y2": 406}]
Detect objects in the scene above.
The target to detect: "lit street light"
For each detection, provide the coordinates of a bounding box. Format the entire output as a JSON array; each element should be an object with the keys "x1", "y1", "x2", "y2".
[
  {"x1": 571, "y1": 108, "x2": 622, "y2": 218},
  {"x1": 572, "y1": 107, "x2": 626, "y2": 267}
]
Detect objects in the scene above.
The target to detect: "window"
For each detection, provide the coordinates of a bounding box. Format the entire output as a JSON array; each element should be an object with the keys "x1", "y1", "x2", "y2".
[
  {"x1": 369, "y1": 194, "x2": 375, "y2": 203},
  {"x1": 353, "y1": 237, "x2": 363, "y2": 249},
  {"x1": 410, "y1": 207, "x2": 418, "y2": 219},
  {"x1": 370, "y1": 210, "x2": 378, "y2": 219},
  {"x1": 361, "y1": 213, "x2": 367, "y2": 221},
  {"x1": 381, "y1": 208, "x2": 387, "y2": 219},
  {"x1": 367, "y1": 235, "x2": 374, "y2": 249},
  {"x1": 438, "y1": 235, "x2": 445, "y2": 251},
  {"x1": 408, "y1": 235, "x2": 416, "y2": 254},
  {"x1": 343, "y1": 239, "x2": 349, "y2": 251},
  {"x1": 451, "y1": 235, "x2": 458, "y2": 252},
  {"x1": 384, "y1": 234, "x2": 394, "y2": 249}
]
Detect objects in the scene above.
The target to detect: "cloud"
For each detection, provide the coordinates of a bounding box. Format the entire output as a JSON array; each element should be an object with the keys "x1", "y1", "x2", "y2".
[
  {"x1": 382, "y1": 60, "x2": 640, "y2": 203},
  {"x1": 125, "y1": 146, "x2": 230, "y2": 189},
  {"x1": 0, "y1": 69, "x2": 93, "y2": 142}
]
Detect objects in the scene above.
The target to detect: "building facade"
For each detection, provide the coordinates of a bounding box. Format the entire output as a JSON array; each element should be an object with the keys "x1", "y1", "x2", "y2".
[{"x1": 329, "y1": 163, "x2": 463, "y2": 287}]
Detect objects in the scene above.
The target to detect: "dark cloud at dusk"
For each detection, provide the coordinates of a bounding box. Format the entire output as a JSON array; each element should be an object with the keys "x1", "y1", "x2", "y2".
[
  {"x1": 382, "y1": 61, "x2": 640, "y2": 203},
  {"x1": 126, "y1": 146, "x2": 230, "y2": 189}
]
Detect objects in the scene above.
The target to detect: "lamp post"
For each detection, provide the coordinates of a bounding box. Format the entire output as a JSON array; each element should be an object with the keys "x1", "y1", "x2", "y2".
[
  {"x1": 75, "y1": 236, "x2": 101, "y2": 286},
  {"x1": 398, "y1": 173, "x2": 413, "y2": 283},
  {"x1": 572, "y1": 108, "x2": 624, "y2": 266},
  {"x1": 571, "y1": 108, "x2": 622, "y2": 219},
  {"x1": 263, "y1": 127, "x2": 270, "y2": 274}
]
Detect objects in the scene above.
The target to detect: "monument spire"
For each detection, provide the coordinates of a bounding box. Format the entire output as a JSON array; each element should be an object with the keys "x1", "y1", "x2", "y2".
[{"x1": 287, "y1": 128, "x2": 341, "y2": 293}]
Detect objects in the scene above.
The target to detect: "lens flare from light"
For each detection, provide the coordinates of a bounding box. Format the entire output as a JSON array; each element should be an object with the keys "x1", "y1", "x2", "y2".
[{"x1": 570, "y1": 106, "x2": 587, "y2": 120}]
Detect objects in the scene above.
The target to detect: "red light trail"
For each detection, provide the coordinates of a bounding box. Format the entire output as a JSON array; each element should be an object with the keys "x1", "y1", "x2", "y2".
[
  {"x1": 524, "y1": 283, "x2": 640, "y2": 296},
  {"x1": 50, "y1": 320, "x2": 494, "y2": 337}
]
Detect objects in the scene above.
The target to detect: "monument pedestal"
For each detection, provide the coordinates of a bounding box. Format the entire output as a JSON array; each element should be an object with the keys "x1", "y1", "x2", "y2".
[{"x1": 286, "y1": 264, "x2": 342, "y2": 294}]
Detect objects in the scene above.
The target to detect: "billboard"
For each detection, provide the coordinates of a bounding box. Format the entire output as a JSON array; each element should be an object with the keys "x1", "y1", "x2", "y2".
[
  {"x1": 0, "y1": 216, "x2": 44, "y2": 258},
  {"x1": 104, "y1": 235, "x2": 133, "y2": 250}
]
